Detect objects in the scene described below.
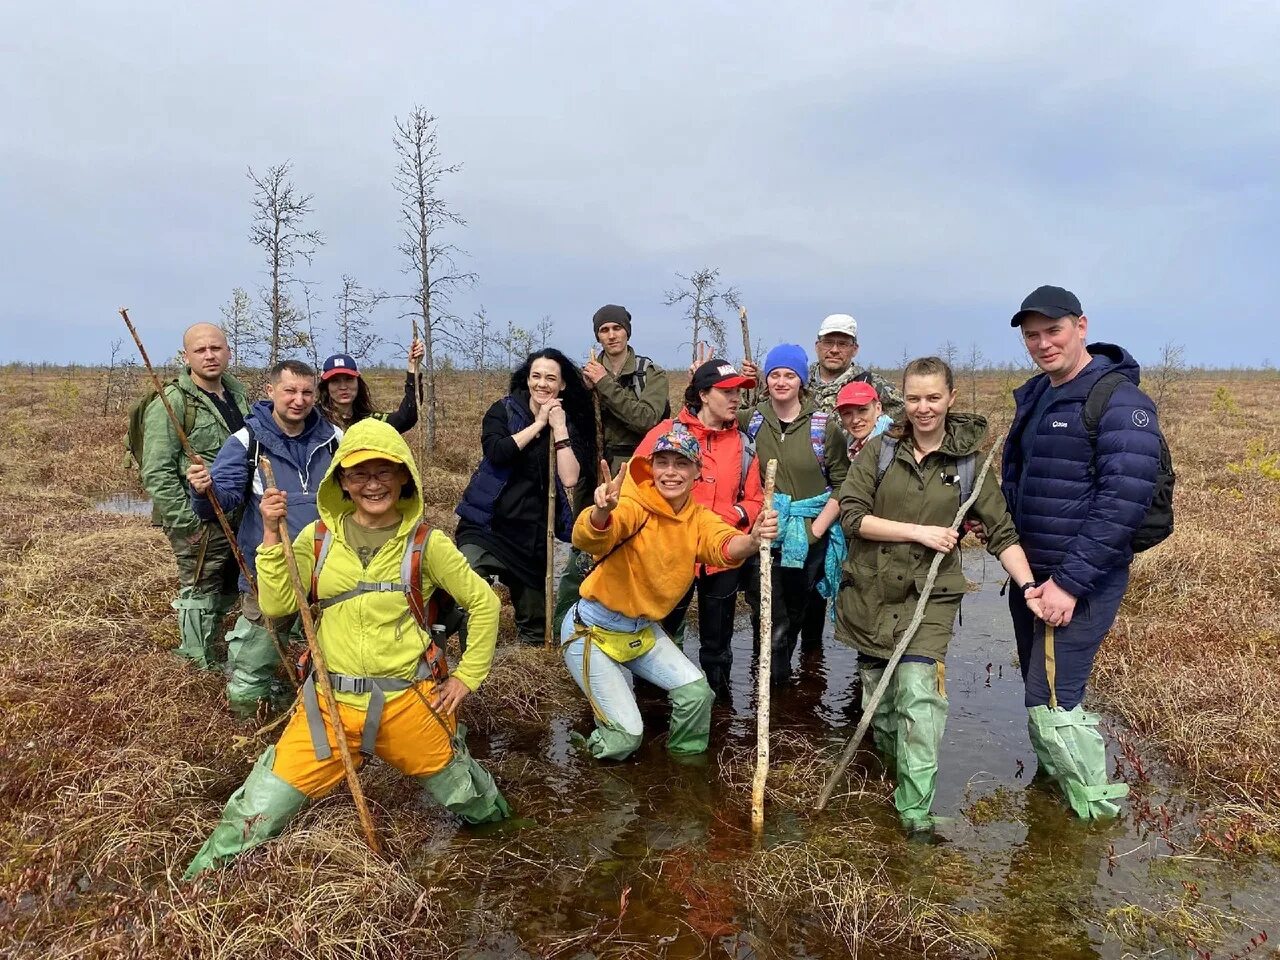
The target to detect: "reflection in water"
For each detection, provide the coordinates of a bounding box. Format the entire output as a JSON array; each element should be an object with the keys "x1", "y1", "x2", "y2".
[{"x1": 95, "y1": 491, "x2": 151, "y2": 516}]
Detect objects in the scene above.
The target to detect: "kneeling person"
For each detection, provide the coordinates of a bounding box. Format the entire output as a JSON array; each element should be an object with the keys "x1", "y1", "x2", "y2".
[
  {"x1": 561, "y1": 429, "x2": 777, "y2": 760},
  {"x1": 186, "y1": 419, "x2": 509, "y2": 877}
]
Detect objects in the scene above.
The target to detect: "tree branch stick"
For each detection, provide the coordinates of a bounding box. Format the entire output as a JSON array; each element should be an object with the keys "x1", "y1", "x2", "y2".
[
  {"x1": 411, "y1": 316, "x2": 426, "y2": 468},
  {"x1": 590, "y1": 346, "x2": 605, "y2": 485},
  {"x1": 815, "y1": 440, "x2": 1002, "y2": 812},
  {"x1": 258, "y1": 457, "x2": 381, "y2": 855},
  {"x1": 545, "y1": 431, "x2": 557, "y2": 649},
  {"x1": 739, "y1": 306, "x2": 752, "y2": 365},
  {"x1": 751, "y1": 458, "x2": 778, "y2": 834}
]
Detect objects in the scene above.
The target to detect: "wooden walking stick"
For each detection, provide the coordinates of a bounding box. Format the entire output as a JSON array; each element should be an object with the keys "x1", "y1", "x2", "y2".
[
  {"x1": 258, "y1": 457, "x2": 382, "y2": 855},
  {"x1": 544, "y1": 431, "x2": 557, "y2": 649},
  {"x1": 739, "y1": 305, "x2": 753, "y2": 365},
  {"x1": 751, "y1": 458, "x2": 778, "y2": 834},
  {"x1": 119, "y1": 307, "x2": 298, "y2": 691},
  {"x1": 589, "y1": 346, "x2": 605, "y2": 485},
  {"x1": 815, "y1": 439, "x2": 1003, "y2": 812}
]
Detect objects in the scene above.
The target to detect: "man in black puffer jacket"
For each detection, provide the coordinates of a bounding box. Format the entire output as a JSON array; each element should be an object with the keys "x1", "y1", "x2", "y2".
[{"x1": 1002, "y1": 285, "x2": 1162, "y2": 821}]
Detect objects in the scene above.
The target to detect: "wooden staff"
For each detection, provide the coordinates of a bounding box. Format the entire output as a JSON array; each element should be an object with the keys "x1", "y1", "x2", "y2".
[
  {"x1": 120, "y1": 308, "x2": 298, "y2": 692},
  {"x1": 751, "y1": 458, "x2": 778, "y2": 834},
  {"x1": 739, "y1": 305, "x2": 753, "y2": 365},
  {"x1": 411, "y1": 317, "x2": 426, "y2": 468},
  {"x1": 259, "y1": 457, "x2": 381, "y2": 855},
  {"x1": 589, "y1": 346, "x2": 605, "y2": 485},
  {"x1": 121, "y1": 308, "x2": 255, "y2": 591},
  {"x1": 814, "y1": 440, "x2": 1003, "y2": 812},
  {"x1": 544, "y1": 430, "x2": 557, "y2": 649}
]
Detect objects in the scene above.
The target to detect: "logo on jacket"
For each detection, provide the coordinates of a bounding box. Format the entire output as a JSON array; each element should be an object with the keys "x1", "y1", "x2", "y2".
[
  {"x1": 1132, "y1": 410, "x2": 1150, "y2": 427},
  {"x1": 1052, "y1": 420, "x2": 1068, "y2": 428}
]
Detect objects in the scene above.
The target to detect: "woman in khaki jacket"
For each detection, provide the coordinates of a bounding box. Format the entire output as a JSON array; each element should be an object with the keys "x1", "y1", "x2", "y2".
[{"x1": 836, "y1": 357, "x2": 1042, "y2": 837}]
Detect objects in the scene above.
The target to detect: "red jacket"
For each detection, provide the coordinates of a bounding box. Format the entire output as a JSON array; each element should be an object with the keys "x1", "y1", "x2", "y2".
[{"x1": 636, "y1": 407, "x2": 763, "y2": 573}]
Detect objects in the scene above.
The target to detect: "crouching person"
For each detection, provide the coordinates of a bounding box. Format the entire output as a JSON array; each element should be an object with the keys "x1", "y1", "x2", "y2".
[
  {"x1": 185, "y1": 419, "x2": 509, "y2": 878},
  {"x1": 561, "y1": 428, "x2": 777, "y2": 761}
]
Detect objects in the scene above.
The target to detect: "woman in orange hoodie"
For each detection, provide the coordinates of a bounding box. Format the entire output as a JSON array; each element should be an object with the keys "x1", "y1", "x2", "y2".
[
  {"x1": 635, "y1": 357, "x2": 763, "y2": 700},
  {"x1": 562, "y1": 427, "x2": 777, "y2": 760}
]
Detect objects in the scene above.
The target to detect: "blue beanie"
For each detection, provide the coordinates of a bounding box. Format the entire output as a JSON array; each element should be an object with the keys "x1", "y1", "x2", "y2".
[{"x1": 763, "y1": 344, "x2": 809, "y2": 386}]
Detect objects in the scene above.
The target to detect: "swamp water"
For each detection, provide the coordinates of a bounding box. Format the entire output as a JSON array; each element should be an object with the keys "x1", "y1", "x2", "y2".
[{"x1": 428, "y1": 553, "x2": 1279, "y2": 958}]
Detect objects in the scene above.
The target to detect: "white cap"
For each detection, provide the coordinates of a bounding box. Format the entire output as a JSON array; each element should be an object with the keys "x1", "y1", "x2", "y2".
[{"x1": 817, "y1": 313, "x2": 858, "y2": 340}]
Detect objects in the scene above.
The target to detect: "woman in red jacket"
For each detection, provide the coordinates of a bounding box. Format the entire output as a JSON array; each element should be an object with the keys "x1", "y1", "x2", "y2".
[{"x1": 635, "y1": 357, "x2": 763, "y2": 700}]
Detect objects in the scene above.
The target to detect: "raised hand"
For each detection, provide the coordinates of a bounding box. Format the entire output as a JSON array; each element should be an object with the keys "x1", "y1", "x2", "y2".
[
  {"x1": 593, "y1": 458, "x2": 626, "y2": 512},
  {"x1": 687, "y1": 340, "x2": 713, "y2": 375},
  {"x1": 583, "y1": 351, "x2": 607, "y2": 386},
  {"x1": 407, "y1": 338, "x2": 424, "y2": 373},
  {"x1": 740, "y1": 358, "x2": 759, "y2": 384},
  {"x1": 545, "y1": 398, "x2": 567, "y2": 432}
]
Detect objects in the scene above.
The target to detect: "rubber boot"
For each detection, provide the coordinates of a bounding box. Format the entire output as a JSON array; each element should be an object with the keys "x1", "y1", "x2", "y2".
[
  {"x1": 184, "y1": 746, "x2": 307, "y2": 879},
  {"x1": 583, "y1": 723, "x2": 644, "y2": 761},
  {"x1": 702, "y1": 664, "x2": 732, "y2": 704},
  {"x1": 1027, "y1": 705, "x2": 1128, "y2": 820},
  {"x1": 859, "y1": 663, "x2": 897, "y2": 762},
  {"x1": 225, "y1": 615, "x2": 283, "y2": 716},
  {"x1": 417, "y1": 724, "x2": 511, "y2": 823},
  {"x1": 172, "y1": 589, "x2": 224, "y2": 669},
  {"x1": 1026, "y1": 713, "x2": 1060, "y2": 782},
  {"x1": 667, "y1": 678, "x2": 714, "y2": 755},
  {"x1": 893, "y1": 662, "x2": 948, "y2": 834}
]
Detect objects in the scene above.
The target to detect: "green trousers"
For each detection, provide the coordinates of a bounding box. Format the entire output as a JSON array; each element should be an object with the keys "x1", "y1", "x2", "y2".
[{"x1": 166, "y1": 523, "x2": 239, "y2": 669}]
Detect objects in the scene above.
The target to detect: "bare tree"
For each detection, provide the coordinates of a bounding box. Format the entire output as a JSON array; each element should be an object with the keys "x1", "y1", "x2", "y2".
[
  {"x1": 535, "y1": 314, "x2": 555, "y2": 349},
  {"x1": 247, "y1": 162, "x2": 324, "y2": 369},
  {"x1": 664, "y1": 268, "x2": 740, "y2": 363},
  {"x1": 963, "y1": 342, "x2": 985, "y2": 412},
  {"x1": 333, "y1": 275, "x2": 384, "y2": 361},
  {"x1": 393, "y1": 107, "x2": 477, "y2": 454},
  {"x1": 101, "y1": 338, "x2": 137, "y2": 416},
  {"x1": 219, "y1": 287, "x2": 265, "y2": 375},
  {"x1": 502, "y1": 317, "x2": 533, "y2": 369},
  {"x1": 299, "y1": 283, "x2": 324, "y2": 370},
  {"x1": 937, "y1": 340, "x2": 960, "y2": 370},
  {"x1": 1147, "y1": 340, "x2": 1186, "y2": 413},
  {"x1": 457, "y1": 304, "x2": 494, "y2": 372}
]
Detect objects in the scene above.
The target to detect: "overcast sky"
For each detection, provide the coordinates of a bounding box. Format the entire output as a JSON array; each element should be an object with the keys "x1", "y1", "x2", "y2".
[{"x1": 3, "y1": 1, "x2": 1277, "y2": 370}]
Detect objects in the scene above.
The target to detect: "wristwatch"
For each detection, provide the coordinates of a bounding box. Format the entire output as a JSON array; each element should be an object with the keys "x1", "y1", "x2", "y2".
[{"x1": 1019, "y1": 581, "x2": 1036, "y2": 594}]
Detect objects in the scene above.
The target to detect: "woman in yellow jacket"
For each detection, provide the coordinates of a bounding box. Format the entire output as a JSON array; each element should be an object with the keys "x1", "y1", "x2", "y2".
[
  {"x1": 562, "y1": 427, "x2": 777, "y2": 760},
  {"x1": 186, "y1": 419, "x2": 509, "y2": 877}
]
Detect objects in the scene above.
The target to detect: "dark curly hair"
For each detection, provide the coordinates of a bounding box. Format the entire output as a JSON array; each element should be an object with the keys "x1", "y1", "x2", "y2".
[{"x1": 509, "y1": 348, "x2": 596, "y2": 449}]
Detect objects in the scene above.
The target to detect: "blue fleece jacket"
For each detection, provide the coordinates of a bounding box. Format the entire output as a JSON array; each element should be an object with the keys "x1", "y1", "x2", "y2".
[
  {"x1": 1000, "y1": 343, "x2": 1161, "y2": 599},
  {"x1": 191, "y1": 400, "x2": 342, "y2": 591}
]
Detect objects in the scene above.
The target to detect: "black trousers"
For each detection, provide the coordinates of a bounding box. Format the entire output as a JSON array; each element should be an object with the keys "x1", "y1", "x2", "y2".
[
  {"x1": 662, "y1": 567, "x2": 742, "y2": 697},
  {"x1": 740, "y1": 541, "x2": 827, "y2": 687}
]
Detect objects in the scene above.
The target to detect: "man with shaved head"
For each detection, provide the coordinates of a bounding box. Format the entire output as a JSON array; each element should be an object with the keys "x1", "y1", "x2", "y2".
[{"x1": 140, "y1": 323, "x2": 250, "y2": 670}]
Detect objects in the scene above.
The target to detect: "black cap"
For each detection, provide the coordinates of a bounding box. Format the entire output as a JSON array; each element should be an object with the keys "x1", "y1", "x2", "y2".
[
  {"x1": 691, "y1": 358, "x2": 755, "y2": 392},
  {"x1": 1010, "y1": 285, "x2": 1083, "y2": 327}
]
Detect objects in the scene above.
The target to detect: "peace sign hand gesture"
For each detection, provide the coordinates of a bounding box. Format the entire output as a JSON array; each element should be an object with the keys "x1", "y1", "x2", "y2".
[
  {"x1": 593, "y1": 459, "x2": 627, "y2": 513},
  {"x1": 687, "y1": 340, "x2": 713, "y2": 376}
]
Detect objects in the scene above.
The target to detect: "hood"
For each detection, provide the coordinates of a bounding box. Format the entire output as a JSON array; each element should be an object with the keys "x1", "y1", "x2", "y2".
[
  {"x1": 621, "y1": 455, "x2": 697, "y2": 523},
  {"x1": 316, "y1": 418, "x2": 423, "y2": 532},
  {"x1": 676, "y1": 406, "x2": 739, "y2": 438},
  {"x1": 1085, "y1": 342, "x2": 1140, "y2": 385},
  {"x1": 938, "y1": 412, "x2": 991, "y2": 457}
]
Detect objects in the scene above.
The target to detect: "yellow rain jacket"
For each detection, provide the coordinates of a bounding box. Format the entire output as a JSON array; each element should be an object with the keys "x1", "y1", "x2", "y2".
[
  {"x1": 575, "y1": 456, "x2": 742, "y2": 622},
  {"x1": 256, "y1": 419, "x2": 500, "y2": 708}
]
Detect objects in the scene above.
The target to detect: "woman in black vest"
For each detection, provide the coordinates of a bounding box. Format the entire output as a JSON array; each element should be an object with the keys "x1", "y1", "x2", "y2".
[{"x1": 455, "y1": 349, "x2": 594, "y2": 644}]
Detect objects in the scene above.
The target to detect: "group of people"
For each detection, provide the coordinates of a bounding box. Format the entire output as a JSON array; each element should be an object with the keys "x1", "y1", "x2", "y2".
[{"x1": 138, "y1": 283, "x2": 1165, "y2": 874}]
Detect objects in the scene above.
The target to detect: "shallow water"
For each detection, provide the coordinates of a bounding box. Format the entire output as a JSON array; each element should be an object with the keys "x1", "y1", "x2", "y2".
[
  {"x1": 424, "y1": 552, "x2": 1279, "y2": 958},
  {"x1": 95, "y1": 491, "x2": 151, "y2": 516}
]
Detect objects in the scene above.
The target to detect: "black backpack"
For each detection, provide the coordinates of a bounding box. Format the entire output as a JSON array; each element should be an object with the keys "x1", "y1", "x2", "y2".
[
  {"x1": 625, "y1": 356, "x2": 672, "y2": 420},
  {"x1": 1082, "y1": 371, "x2": 1175, "y2": 553}
]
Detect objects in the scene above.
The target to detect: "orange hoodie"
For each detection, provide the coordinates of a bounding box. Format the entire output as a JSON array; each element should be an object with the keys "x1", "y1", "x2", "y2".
[{"x1": 573, "y1": 457, "x2": 743, "y2": 621}]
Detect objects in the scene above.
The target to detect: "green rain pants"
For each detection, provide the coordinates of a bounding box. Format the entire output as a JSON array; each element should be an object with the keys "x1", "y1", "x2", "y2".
[
  {"x1": 171, "y1": 590, "x2": 237, "y2": 669},
  {"x1": 893, "y1": 661, "x2": 948, "y2": 832},
  {"x1": 184, "y1": 745, "x2": 307, "y2": 879},
  {"x1": 1028, "y1": 705, "x2": 1128, "y2": 820},
  {"x1": 415, "y1": 723, "x2": 512, "y2": 824},
  {"x1": 859, "y1": 663, "x2": 898, "y2": 762},
  {"x1": 225, "y1": 591, "x2": 297, "y2": 714}
]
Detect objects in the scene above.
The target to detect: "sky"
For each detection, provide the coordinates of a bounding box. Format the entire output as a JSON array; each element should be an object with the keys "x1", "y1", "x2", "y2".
[{"x1": 2, "y1": 1, "x2": 1277, "y2": 370}]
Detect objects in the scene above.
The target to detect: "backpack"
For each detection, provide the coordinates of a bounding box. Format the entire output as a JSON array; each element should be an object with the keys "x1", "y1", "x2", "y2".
[
  {"x1": 746, "y1": 409, "x2": 831, "y2": 485},
  {"x1": 736, "y1": 429, "x2": 756, "y2": 500},
  {"x1": 625, "y1": 355, "x2": 672, "y2": 419},
  {"x1": 875, "y1": 438, "x2": 977, "y2": 505},
  {"x1": 124, "y1": 380, "x2": 196, "y2": 469},
  {"x1": 1081, "y1": 371, "x2": 1175, "y2": 553}
]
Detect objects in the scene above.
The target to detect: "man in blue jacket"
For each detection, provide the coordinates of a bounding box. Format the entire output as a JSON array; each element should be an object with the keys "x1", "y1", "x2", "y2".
[
  {"x1": 187, "y1": 359, "x2": 341, "y2": 716},
  {"x1": 1002, "y1": 285, "x2": 1161, "y2": 820}
]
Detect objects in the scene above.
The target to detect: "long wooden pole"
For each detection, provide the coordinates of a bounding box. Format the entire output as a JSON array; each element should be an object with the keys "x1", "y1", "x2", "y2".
[
  {"x1": 258, "y1": 458, "x2": 381, "y2": 855},
  {"x1": 814, "y1": 440, "x2": 1003, "y2": 812},
  {"x1": 120, "y1": 307, "x2": 297, "y2": 692},
  {"x1": 589, "y1": 346, "x2": 605, "y2": 485},
  {"x1": 739, "y1": 306, "x2": 753, "y2": 365},
  {"x1": 751, "y1": 459, "x2": 779, "y2": 834},
  {"x1": 544, "y1": 432, "x2": 557, "y2": 649}
]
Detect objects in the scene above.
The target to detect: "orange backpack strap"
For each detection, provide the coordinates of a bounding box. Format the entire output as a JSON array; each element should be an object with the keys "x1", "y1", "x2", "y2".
[
  {"x1": 310, "y1": 519, "x2": 331, "y2": 606},
  {"x1": 402, "y1": 521, "x2": 433, "y2": 629}
]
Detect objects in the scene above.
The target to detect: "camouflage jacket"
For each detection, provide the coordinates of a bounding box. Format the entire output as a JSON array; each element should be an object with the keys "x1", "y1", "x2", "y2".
[{"x1": 806, "y1": 361, "x2": 904, "y2": 420}]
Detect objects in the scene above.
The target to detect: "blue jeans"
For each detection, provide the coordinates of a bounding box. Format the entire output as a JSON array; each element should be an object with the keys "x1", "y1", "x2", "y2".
[
  {"x1": 1010, "y1": 572, "x2": 1129, "y2": 710},
  {"x1": 561, "y1": 599, "x2": 705, "y2": 739}
]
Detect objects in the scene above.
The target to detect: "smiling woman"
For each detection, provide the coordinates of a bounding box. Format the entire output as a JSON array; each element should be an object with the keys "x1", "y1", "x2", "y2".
[{"x1": 454, "y1": 348, "x2": 595, "y2": 645}]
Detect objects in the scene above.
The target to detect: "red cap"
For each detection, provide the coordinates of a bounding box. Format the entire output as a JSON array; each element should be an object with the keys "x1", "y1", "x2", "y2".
[{"x1": 835, "y1": 381, "x2": 880, "y2": 409}]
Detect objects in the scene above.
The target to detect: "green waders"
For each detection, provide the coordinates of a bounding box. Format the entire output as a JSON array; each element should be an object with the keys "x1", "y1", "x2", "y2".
[
  {"x1": 225, "y1": 592, "x2": 297, "y2": 716},
  {"x1": 667, "y1": 678, "x2": 714, "y2": 755},
  {"x1": 859, "y1": 663, "x2": 898, "y2": 762},
  {"x1": 1027, "y1": 706, "x2": 1128, "y2": 819},
  {"x1": 172, "y1": 590, "x2": 237, "y2": 669},
  {"x1": 184, "y1": 745, "x2": 307, "y2": 879},
  {"x1": 415, "y1": 723, "x2": 511, "y2": 823},
  {"x1": 893, "y1": 661, "x2": 948, "y2": 833}
]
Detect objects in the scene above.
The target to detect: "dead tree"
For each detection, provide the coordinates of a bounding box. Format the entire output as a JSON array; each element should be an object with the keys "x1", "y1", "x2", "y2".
[
  {"x1": 664, "y1": 268, "x2": 740, "y2": 363},
  {"x1": 393, "y1": 107, "x2": 476, "y2": 454},
  {"x1": 247, "y1": 162, "x2": 324, "y2": 369},
  {"x1": 333, "y1": 275, "x2": 384, "y2": 362},
  {"x1": 535, "y1": 314, "x2": 555, "y2": 349},
  {"x1": 219, "y1": 287, "x2": 265, "y2": 375},
  {"x1": 458, "y1": 304, "x2": 494, "y2": 372}
]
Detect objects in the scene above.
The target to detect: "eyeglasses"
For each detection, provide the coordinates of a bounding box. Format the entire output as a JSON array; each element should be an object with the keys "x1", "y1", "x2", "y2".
[
  {"x1": 817, "y1": 336, "x2": 855, "y2": 349},
  {"x1": 344, "y1": 467, "x2": 400, "y2": 485}
]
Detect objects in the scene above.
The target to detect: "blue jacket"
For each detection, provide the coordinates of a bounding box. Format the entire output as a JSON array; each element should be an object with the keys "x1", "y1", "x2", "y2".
[
  {"x1": 192, "y1": 400, "x2": 342, "y2": 591},
  {"x1": 1000, "y1": 343, "x2": 1161, "y2": 599}
]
